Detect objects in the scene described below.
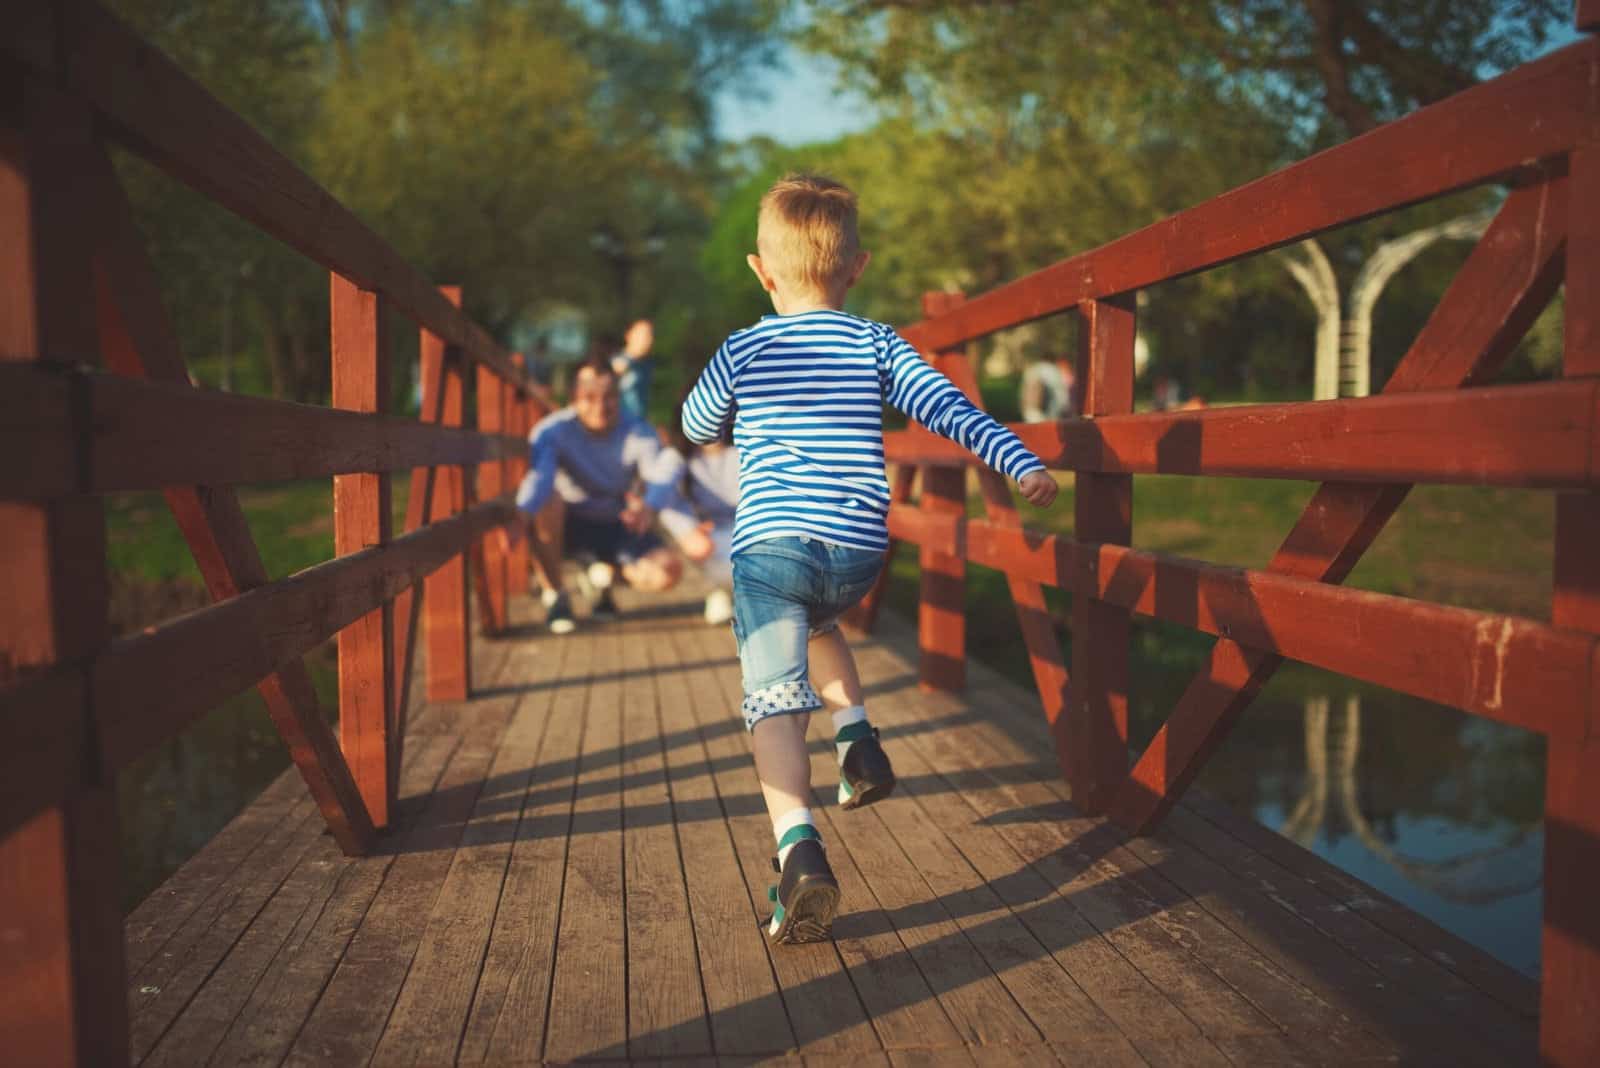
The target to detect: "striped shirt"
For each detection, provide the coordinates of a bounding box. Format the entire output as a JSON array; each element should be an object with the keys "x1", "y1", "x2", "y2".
[{"x1": 682, "y1": 309, "x2": 1045, "y2": 554}]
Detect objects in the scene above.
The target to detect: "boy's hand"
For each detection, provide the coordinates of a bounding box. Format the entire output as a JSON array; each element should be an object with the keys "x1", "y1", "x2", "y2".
[{"x1": 1017, "y1": 470, "x2": 1058, "y2": 508}]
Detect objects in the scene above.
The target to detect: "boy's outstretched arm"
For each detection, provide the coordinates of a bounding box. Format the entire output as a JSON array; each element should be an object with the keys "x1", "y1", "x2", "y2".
[
  {"x1": 882, "y1": 332, "x2": 1057, "y2": 507},
  {"x1": 682, "y1": 342, "x2": 736, "y2": 446}
]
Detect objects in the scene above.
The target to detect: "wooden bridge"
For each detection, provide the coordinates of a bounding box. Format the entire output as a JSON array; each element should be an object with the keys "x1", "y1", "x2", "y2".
[{"x1": 2, "y1": 2, "x2": 1597, "y2": 1064}]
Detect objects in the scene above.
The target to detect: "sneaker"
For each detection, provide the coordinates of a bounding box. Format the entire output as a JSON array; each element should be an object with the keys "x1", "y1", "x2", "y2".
[
  {"x1": 837, "y1": 724, "x2": 896, "y2": 810},
  {"x1": 591, "y1": 586, "x2": 619, "y2": 621},
  {"x1": 703, "y1": 588, "x2": 733, "y2": 626},
  {"x1": 764, "y1": 834, "x2": 839, "y2": 945},
  {"x1": 545, "y1": 592, "x2": 576, "y2": 635}
]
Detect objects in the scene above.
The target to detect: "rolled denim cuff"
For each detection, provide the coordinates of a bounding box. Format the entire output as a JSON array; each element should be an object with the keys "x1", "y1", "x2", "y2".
[{"x1": 741, "y1": 679, "x2": 822, "y2": 732}]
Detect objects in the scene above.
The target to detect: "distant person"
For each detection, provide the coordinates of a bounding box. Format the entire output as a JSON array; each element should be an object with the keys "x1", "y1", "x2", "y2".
[
  {"x1": 682, "y1": 173, "x2": 1057, "y2": 946},
  {"x1": 507, "y1": 353, "x2": 682, "y2": 634},
  {"x1": 1019, "y1": 357, "x2": 1076, "y2": 422},
  {"x1": 632, "y1": 388, "x2": 740, "y2": 626},
  {"x1": 611, "y1": 318, "x2": 656, "y2": 422}
]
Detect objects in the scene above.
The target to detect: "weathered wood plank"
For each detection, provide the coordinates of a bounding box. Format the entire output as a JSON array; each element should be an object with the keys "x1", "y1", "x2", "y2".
[
  {"x1": 647, "y1": 611, "x2": 797, "y2": 1057},
  {"x1": 464, "y1": 620, "x2": 594, "y2": 1064},
  {"x1": 900, "y1": 41, "x2": 1593, "y2": 353},
  {"x1": 425, "y1": 286, "x2": 472, "y2": 702},
  {"x1": 961, "y1": 521, "x2": 1598, "y2": 740},
  {"x1": 621, "y1": 613, "x2": 714, "y2": 1058},
  {"x1": 93, "y1": 495, "x2": 517, "y2": 775},
  {"x1": 0, "y1": 1, "x2": 527, "y2": 385},
  {"x1": 883, "y1": 377, "x2": 1600, "y2": 490},
  {"x1": 199, "y1": 732, "x2": 456, "y2": 1068},
  {"x1": 845, "y1": 644, "x2": 1234, "y2": 1068},
  {"x1": 283, "y1": 644, "x2": 518, "y2": 1066},
  {"x1": 1111, "y1": 172, "x2": 1569, "y2": 832},
  {"x1": 916, "y1": 292, "x2": 969, "y2": 694},
  {"x1": 86, "y1": 142, "x2": 375, "y2": 855},
  {"x1": 0, "y1": 73, "x2": 124, "y2": 1068},
  {"x1": 332, "y1": 273, "x2": 396, "y2": 829},
  {"x1": 1070, "y1": 295, "x2": 1134, "y2": 813},
  {"x1": 371, "y1": 636, "x2": 561, "y2": 1064},
  {"x1": 542, "y1": 624, "x2": 630, "y2": 1062}
]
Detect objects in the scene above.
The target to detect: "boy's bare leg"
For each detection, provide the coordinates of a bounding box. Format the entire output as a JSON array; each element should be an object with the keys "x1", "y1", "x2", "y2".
[
  {"x1": 810, "y1": 627, "x2": 895, "y2": 808},
  {"x1": 809, "y1": 629, "x2": 864, "y2": 710},
  {"x1": 751, "y1": 712, "x2": 813, "y2": 822}
]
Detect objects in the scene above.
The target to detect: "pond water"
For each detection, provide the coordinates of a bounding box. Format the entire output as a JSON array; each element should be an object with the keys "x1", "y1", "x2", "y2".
[{"x1": 117, "y1": 625, "x2": 1545, "y2": 980}]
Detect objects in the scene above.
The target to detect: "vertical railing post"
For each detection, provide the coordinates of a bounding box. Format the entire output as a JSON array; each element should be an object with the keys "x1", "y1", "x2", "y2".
[
  {"x1": 331, "y1": 273, "x2": 395, "y2": 828},
  {"x1": 423, "y1": 286, "x2": 471, "y2": 701},
  {"x1": 476, "y1": 364, "x2": 509, "y2": 633},
  {"x1": 1070, "y1": 295, "x2": 1136, "y2": 813},
  {"x1": 917, "y1": 290, "x2": 968, "y2": 692},
  {"x1": 1541, "y1": 95, "x2": 1599, "y2": 1066},
  {"x1": 507, "y1": 355, "x2": 531, "y2": 592},
  {"x1": 0, "y1": 74, "x2": 128, "y2": 1065}
]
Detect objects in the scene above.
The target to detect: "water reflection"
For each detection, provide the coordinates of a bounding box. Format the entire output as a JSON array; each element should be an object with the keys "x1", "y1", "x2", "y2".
[{"x1": 1185, "y1": 685, "x2": 1544, "y2": 977}]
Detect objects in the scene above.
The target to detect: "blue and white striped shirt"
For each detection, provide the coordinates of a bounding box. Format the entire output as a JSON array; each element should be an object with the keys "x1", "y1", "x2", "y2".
[{"x1": 682, "y1": 309, "x2": 1046, "y2": 554}]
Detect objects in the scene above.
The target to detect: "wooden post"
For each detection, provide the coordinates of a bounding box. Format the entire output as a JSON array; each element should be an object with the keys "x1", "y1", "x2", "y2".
[
  {"x1": 476, "y1": 365, "x2": 509, "y2": 633},
  {"x1": 1070, "y1": 296, "x2": 1135, "y2": 813},
  {"x1": 331, "y1": 274, "x2": 395, "y2": 828},
  {"x1": 424, "y1": 286, "x2": 470, "y2": 701},
  {"x1": 1541, "y1": 132, "x2": 1599, "y2": 1067},
  {"x1": 917, "y1": 291, "x2": 968, "y2": 692},
  {"x1": 0, "y1": 73, "x2": 128, "y2": 1066},
  {"x1": 508, "y1": 357, "x2": 531, "y2": 594}
]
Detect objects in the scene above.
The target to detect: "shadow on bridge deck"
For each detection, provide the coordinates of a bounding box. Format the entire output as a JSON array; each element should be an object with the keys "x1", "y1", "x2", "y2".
[{"x1": 122, "y1": 585, "x2": 1538, "y2": 1067}]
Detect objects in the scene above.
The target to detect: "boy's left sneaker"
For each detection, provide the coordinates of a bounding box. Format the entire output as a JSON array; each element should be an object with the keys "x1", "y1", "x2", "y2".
[
  {"x1": 837, "y1": 724, "x2": 896, "y2": 810},
  {"x1": 764, "y1": 833, "x2": 839, "y2": 945}
]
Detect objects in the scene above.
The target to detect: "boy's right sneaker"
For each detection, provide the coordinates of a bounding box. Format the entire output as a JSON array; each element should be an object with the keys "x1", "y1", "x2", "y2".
[
  {"x1": 545, "y1": 592, "x2": 576, "y2": 635},
  {"x1": 703, "y1": 587, "x2": 733, "y2": 626},
  {"x1": 837, "y1": 724, "x2": 896, "y2": 810},
  {"x1": 764, "y1": 834, "x2": 839, "y2": 945}
]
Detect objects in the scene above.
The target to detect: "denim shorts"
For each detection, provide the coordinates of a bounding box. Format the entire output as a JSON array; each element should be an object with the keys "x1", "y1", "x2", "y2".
[{"x1": 730, "y1": 536, "x2": 884, "y2": 731}]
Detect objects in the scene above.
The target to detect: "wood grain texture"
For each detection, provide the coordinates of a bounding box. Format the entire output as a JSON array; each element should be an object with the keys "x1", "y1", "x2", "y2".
[
  {"x1": 1542, "y1": 121, "x2": 1600, "y2": 1062},
  {"x1": 884, "y1": 378, "x2": 1600, "y2": 489},
  {"x1": 1110, "y1": 173, "x2": 1569, "y2": 834},
  {"x1": 0, "y1": 72, "x2": 124, "y2": 1068},
  {"x1": 1070, "y1": 296, "x2": 1134, "y2": 813},
  {"x1": 93, "y1": 495, "x2": 518, "y2": 775},
  {"x1": 425, "y1": 286, "x2": 472, "y2": 702},
  {"x1": 332, "y1": 274, "x2": 396, "y2": 829},
  {"x1": 87, "y1": 139, "x2": 375, "y2": 855},
  {"x1": 897, "y1": 40, "x2": 1594, "y2": 353},
  {"x1": 959, "y1": 522, "x2": 1597, "y2": 739},
  {"x1": 917, "y1": 291, "x2": 969, "y2": 694},
  {"x1": 0, "y1": 1, "x2": 529, "y2": 386}
]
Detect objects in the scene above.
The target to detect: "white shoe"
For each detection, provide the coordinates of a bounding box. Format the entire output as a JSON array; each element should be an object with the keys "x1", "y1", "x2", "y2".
[{"x1": 703, "y1": 588, "x2": 733, "y2": 626}]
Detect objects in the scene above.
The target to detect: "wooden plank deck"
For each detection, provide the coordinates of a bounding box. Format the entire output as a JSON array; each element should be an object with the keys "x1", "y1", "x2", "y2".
[{"x1": 123, "y1": 585, "x2": 1540, "y2": 1066}]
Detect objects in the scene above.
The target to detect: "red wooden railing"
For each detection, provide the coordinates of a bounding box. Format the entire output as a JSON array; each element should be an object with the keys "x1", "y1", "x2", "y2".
[
  {"x1": 852, "y1": 13, "x2": 1599, "y2": 1065},
  {"x1": 1, "y1": 3, "x2": 542, "y2": 1062}
]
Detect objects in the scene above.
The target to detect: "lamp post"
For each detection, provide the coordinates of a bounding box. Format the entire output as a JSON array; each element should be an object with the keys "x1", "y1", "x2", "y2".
[{"x1": 589, "y1": 225, "x2": 666, "y2": 323}]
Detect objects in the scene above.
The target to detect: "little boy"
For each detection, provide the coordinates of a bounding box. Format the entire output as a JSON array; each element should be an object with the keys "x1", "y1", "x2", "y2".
[{"x1": 682, "y1": 173, "x2": 1057, "y2": 945}]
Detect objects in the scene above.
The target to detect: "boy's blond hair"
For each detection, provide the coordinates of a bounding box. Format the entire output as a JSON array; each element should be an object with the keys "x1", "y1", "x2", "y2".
[{"x1": 756, "y1": 173, "x2": 861, "y2": 293}]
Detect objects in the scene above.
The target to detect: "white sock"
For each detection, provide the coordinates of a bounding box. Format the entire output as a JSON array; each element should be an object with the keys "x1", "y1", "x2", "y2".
[
  {"x1": 773, "y1": 807, "x2": 816, "y2": 868},
  {"x1": 832, "y1": 705, "x2": 869, "y2": 762},
  {"x1": 540, "y1": 586, "x2": 562, "y2": 608}
]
